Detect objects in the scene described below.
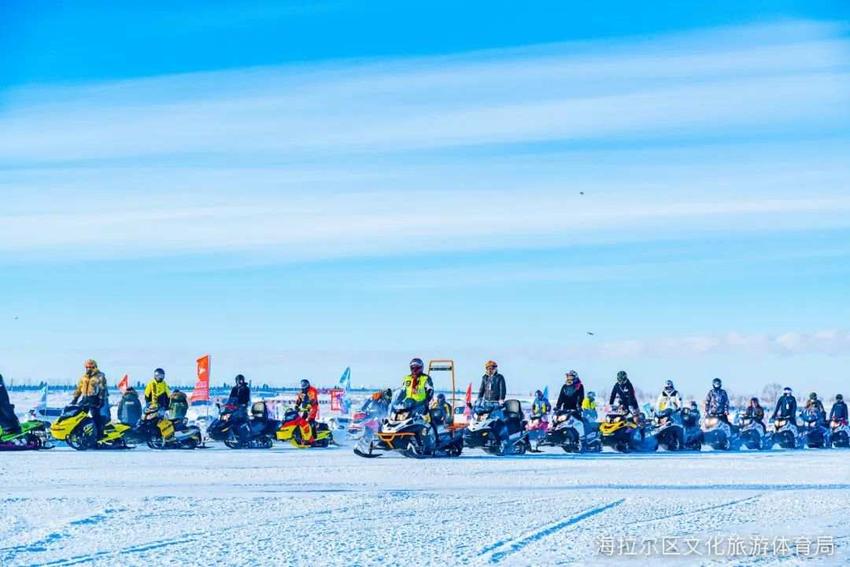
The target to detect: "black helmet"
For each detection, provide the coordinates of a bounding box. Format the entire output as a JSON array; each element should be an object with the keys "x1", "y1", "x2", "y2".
[
  {"x1": 436, "y1": 393, "x2": 446, "y2": 402},
  {"x1": 809, "y1": 392, "x2": 818, "y2": 400},
  {"x1": 616, "y1": 371, "x2": 628, "y2": 383},
  {"x1": 384, "y1": 388, "x2": 393, "y2": 399},
  {"x1": 235, "y1": 374, "x2": 246, "y2": 384},
  {"x1": 154, "y1": 368, "x2": 165, "y2": 380},
  {"x1": 783, "y1": 387, "x2": 793, "y2": 395},
  {"x1": 409, "y1": 358, "x2": 424, "y2": 369},
  {"x1": 712, "y1": 377, "x2": 722, "y2": 389},
  {"x1": 300, "y1": 379, "x2": 310, "y2": 392},
  {"x1": 837, "y1": 394, "x2": 844, "y2": 401},
  {"x1": 534, "y1": 389, "x2": 543, "y2": 398},
  {"x1": 664, "y1": 380, "x2": 675, "y2": 391}
]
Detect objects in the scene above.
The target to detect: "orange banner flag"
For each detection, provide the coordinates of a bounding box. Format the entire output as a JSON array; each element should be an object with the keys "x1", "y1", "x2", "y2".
[
  {"x1": 190, "y1": 355, "x2": 211, "y2": 404},
  {"x1": 117, "y1": 374, "x2": 129, "y2": 394}
]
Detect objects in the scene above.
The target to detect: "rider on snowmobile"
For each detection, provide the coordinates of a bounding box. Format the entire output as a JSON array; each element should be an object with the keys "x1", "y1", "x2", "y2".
[
  {"x1": 0, "y1": 374, "x2": 21, "y2": 434},
  {"x1": 401, "y1": 358, "x2": 434, "y2": 415},
  {"x1": 169, "y1": 389, "x2": 189, "y2": 420},
  {"x1": 229, "y1": 374, "x2": 251, "y2": 407},
  {"x1": 656, "y1": 380, "x2": 682, "y2": 412},
  {"x1": 556, "y1": 371, "x2": 585, "y2": 417},
  {"x1": 682, "y1": 400, "x2": 700, "y2": 427},
  {"x1": 296, "y1": 379, "x2": 320, "y2": 426},
  {"x1": 71, "y1": 359, "x2": 108, "y2": 438},
  {"x1": 609, "y1": 371, "x2": 639, "y2": 414},
  {"x1": 829, "y1": 394, "x2": 848, "y2": 424},
  {"x1": 803, "y1": 392, "x2": 826, "y2": 425},
  {"x1": 144, "y1": 368, "x2": 171, "y2": 412},
  {"x1": 364, "y1": 388, "x2": 393, "y2": 416},
  {"x1": 478, "y1": 361, "x2": 506, "y2": 404},
  {"x1": 531, "y1": 389, "x2": 551, "y2": 420},
  {"x1": 703, "y1": 378, "x2": 730, "y2": 422},
  {"x1": 744, "y1": 397, "x2": 765, "y2": 426},
  {"x1": 772, "y1": 387, "x2": 798, "y2": 425},
  {"x1": 582, "y1": 391, "x2": 598, "y2": 422},
  {"x1": 429, "y1": 393, "x2": 453, "y2": 427}
]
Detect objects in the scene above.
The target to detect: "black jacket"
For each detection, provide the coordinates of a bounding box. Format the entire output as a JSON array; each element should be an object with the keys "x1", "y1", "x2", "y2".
[
  {"x1": 556, "y1": 381, "x2": 585, "y2": 413},
  {"x1": 478, "y1": 373, "x2": 506, "y2": 403},
  {"x1": 772, "y1": 395, "x2": 797, "y2": 420},
  {"x1": 609, "y1": 380, "x2": 638, "y2": 411},
  {"x1": 229, "y1": 383, "x2": 251, "y2": 406},
  {"x1": 0, "y1": 375, "x2": 21, "y2": 433},
  {"x1": 829, "y1": 401, "x2": 848, "y2": 422},
  {"x1": 117, "y1": 390, "x2": 142, "y2": 426},
  {"x1": 744, "y1": 405, "x2": 765, "y2": 423}
]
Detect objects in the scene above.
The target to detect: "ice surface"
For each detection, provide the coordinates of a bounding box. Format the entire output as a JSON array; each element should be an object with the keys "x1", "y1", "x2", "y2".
[{"x1": 1, "y1": 445, "x2": 848, "y2": 566}]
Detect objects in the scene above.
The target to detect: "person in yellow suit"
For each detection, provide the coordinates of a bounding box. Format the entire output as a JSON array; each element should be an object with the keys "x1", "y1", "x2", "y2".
[
  {"x1": 581, "y1": 391, "x2": 598, "y2": 422},
  {"x1": 401, "y1": 358, "x2": 434, "y2": 415},
  {"x1": 71, "y1": 359, "x2": 108, "y2": 438},
  {"x1": 656, "y1": 380, "x2": 682, "y2": 412},
  {"x1": 144, "y1": 368, "x2": 171, "y2": 413}
]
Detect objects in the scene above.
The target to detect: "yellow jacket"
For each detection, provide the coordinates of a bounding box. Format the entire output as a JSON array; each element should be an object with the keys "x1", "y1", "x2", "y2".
[
  {"x1": 581, "y1": 398, "x2": 597, "y2": 410},
  {"x1": 72, "y1": 371, "x2": 105, "y2": 401},
  {"x1": 144, "y1": 379, "x2": 171, "y2": 406}
]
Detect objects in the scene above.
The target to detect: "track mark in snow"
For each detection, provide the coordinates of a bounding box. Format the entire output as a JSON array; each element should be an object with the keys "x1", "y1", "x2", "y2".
[
  {"x1": 0, "y1": 507, "x2": 126, "y2": 560},
  {"x1": 633, "y1": 494, "x2": 762, "y2": 526},
  {"x1": 30, "y1": 535, "x2": 199, "y2": 567},
  {"x1": 484, "y1": 499, "x2": 625, "y2": 564}
]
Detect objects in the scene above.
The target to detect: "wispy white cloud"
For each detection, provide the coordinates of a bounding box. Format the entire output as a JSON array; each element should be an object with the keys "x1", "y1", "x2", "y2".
[{"x1": 1, "y1": 20, "x2": 849, "y2": 263}]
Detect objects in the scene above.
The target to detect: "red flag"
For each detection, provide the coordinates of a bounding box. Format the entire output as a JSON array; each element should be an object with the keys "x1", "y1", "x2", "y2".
[
  {"x1": 464, "y1": 383, "x2": 472, "y2": 417},
  {"x1": 117, "y1": 374, "x2": 129, "y2": 394},
  {"x1": 190, "y1": 355, "x2": 211, "y2": 404}
]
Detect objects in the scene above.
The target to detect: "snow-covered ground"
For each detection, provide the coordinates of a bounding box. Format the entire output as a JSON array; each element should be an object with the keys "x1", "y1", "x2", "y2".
[{"x1": 1, "y1": 444, "x2": 848, "y2": 566}]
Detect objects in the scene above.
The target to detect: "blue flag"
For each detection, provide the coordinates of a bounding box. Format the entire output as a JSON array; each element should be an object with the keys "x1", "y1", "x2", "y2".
[
  {"x1": 39, "y1": 383, "x2": 48, "y2": 411},
  {"x1": 338, "y1": 367, "x2": 351, "y2": 391},
  {"x1": 542, "y1": 385, "x2": 549, "y2": 401}
]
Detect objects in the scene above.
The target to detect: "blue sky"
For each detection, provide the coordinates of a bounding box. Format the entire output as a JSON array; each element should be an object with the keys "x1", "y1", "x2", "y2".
[{"x1": 1, "y1": 1, "x2": 849, "y2": 400}]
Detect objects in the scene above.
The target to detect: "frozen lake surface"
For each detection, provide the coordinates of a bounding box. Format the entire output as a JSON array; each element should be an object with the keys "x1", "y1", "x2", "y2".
[{"x1": 1, "y1": 445, "x2": 848, "y2": 566}]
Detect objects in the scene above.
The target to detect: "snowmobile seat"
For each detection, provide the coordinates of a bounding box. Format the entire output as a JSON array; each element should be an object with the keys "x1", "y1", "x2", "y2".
[
  {"x1": 251, "y1": 401, "x2": 269, "y2": 421},
  {"x1": 503, "y1": 399, "x2": 523, "y2": 421}
]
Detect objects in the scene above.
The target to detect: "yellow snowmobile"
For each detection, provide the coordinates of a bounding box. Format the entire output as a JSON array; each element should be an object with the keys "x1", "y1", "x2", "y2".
[
  {"x1": 50, "y1": 405, "x2": 134, "y2": 450},
  {"x1": 276, "y1": 406, "x2": 334, "y2": 448}
]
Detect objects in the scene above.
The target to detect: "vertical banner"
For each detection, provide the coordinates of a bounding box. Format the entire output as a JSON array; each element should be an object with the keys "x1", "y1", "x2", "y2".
[
  {"x1": 191, "y1": 355, "x2": 211, "y2": 404},
  {"x1": 117, "y1": 374, "x2": 129, "y2": 394},
  {"x1": 39, "y1": 382, "x2": 49, "y2": 412},
  {"x1": 464, "y1": 383, "x2": 472, "y2": 418}
]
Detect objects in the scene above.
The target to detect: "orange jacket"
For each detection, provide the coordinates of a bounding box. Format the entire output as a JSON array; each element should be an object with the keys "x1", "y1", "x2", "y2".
[{"x1": 296, "y1": 386, "x2": 319, "y2": 421}]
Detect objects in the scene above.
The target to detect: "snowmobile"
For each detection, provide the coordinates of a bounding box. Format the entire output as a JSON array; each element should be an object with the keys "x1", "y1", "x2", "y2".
[
  {"x1": 224, "y1": 401, "x2": 279, "y2": 449},
  {"x1": 525, "y1": 414, "x2": 549, "y2": 451},
  {"x1": 701, "y1": 414, "x2": 739, "y2": 451},
  {"x1": 599, "y1": 410, "x2": 656, "y2": 452},
  {"x1": 679, "y1": 407, "x2": 703, "y2": 450},
  {"x1": 463, "y1": 399, "x2": 530, "y2": 455},
  {"x1": 0, "y1": 378, "x2": 53, "y2": 450},
  {"x1": 829, "y1": 419, "x2": 849, "y2": 448},
  {"x1": 651, "y1": 408, "x2": 685, "y2": 451},
  {"x1": 771, "y1": 416, "x2": 802, "y2": 449},
  {"x1": 132, "y1": 406, "x2": 203, "y2": 449},
  {"x1": 50, "y1": 405, "x2": 134, "y2": 450},
  {"x1": 276, "y1": 406, "x2": 334, "y2": 448},
  {"x1": 346, "y1": 400, "x2": 385, "y2": 442},
  {"x1": 206, "y1": 401, "x2": 247, "y2": 442},
  {"x1": 737, "y1": 415, "x2": 772, "y2": 450},
  {"x1": 800, "y1": 412, "x2": 830, "y2": 449},
  {"x1": 355, "y1": 398, "x2": 463, "y2": 458},
  {"x1": 540, "y1": 409, "x2": 601, "y2": 453},
  {"x1": 0, "y1": 419, "x2": 53, "y2": 451}
]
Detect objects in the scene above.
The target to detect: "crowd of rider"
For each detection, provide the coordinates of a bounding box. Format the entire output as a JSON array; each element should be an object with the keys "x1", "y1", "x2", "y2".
[
  {"x1": 8, "y1": 357, "x2": 847, "y2": 443},
  {"x1": 375, "y1": 358, "x2": 849, "y2": 434}
]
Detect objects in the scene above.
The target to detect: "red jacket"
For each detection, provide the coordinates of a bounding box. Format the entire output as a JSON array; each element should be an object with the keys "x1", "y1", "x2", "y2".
[{"x1": 296, "y1": 386, "x2": 319, "y2": 421}]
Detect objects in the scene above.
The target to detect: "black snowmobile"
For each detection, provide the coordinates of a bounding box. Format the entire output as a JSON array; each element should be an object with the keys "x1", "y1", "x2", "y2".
[
  {"x1": 463, "y1": 399, "x2": 530, "y2": 455},
  {"x1": 132, "y1": 406, "x2": 204, "y2": 449},
  {"x1": 737, "y1": 415, "x2": 772, "y2": 451},
  {"x1": 540, "y1": 409, "x2": 601, "y2": 453},
  {"x1": 224, "y1": 401, "x2": 279, "y2": 449},
  {"x1": 651, "y1": 408, "x2": 685, "y2": 451},
  {"x1": 800, "y1": 411, "x2": 830, "y2": 449}
]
